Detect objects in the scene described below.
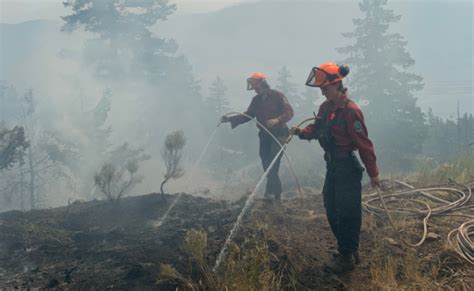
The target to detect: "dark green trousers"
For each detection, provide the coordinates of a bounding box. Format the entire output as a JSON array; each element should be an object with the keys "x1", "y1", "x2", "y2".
[
  {"x1": 322, "y1": 152, "x2": 364, "y2": 256},
  {"x1": 258, "y1": 129, "x2": 287, "y2": 199}
]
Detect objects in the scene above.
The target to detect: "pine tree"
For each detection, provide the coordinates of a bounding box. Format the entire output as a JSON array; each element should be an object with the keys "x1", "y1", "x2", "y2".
[
  {"x1": 336, "y1": 0, "x2": 427, "y2": 171},
  {"x1": 62, "y1": 0, "x2": 206, "y2": 146},
  {"x1": 0, "y1": 81, "x2": 24, "y2": 125},
  {"x1": 275, "y1": 66, "x2": 302, "y2": 118},
  {"x1": 275, "y1": 66, "x2": 321, "y2": 121},
  {"x1": 207, "y1": 76, "x2": 230, "y2": 117},
  {"x1": 62, "y1": 0, "x2": 178, "y2": 82},
  {"x1": 74, "y1": 90, "x2": 149, "y2": 199},
  {"x1": 205, "y1": 76, "x2": 234, "y2": 173},
  {"x1": 276, "y1": 67, "x2": 298, "y2": 96},
  {"x1": 300, "y1": 87, "x2": 321, "y2": 119},
  {"x1": 0, "y1": 125, "x2": 28, "y2": 171},
  {"x1": 423, "y1": 109, "x2": 474, "y2": 161}
]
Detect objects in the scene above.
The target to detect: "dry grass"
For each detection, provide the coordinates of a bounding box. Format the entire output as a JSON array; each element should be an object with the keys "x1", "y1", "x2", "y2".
[
  {"x1": 158, "y1": 264, "x2": 195, "y2": 290},
  {"x1": 369, "y1": 255, "x2": 399, "y2": 290},
  {"x1": 20, "y1": 221, "x2": 72, "y2": 247},
  {"x1": 158, "y1": 154, "x2": 474, "y2": 290},
  {"x1": 158, "y1": 227, "x2": 280, "y2": 290},
  {"x1": 368, "y1": 253, "x2": 442, "y2": 291},
  {"x1": 158, "y1": 199, "x2": 473, "y2": 290},
  {"x1": 416, "y1": 154, "x2": 474, "y2": 185},
  {"x1": 362, "y1": 209, "x2": 473, "y2": 291}
]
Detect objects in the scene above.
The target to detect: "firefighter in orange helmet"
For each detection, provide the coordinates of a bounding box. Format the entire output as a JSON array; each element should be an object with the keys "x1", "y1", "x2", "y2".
[
  {"x1": 291, "y1": 62, "x2": 380, "y2": 273},
  {"x1": 221, "y1": 73, "x2": 294, "y2": 202}
]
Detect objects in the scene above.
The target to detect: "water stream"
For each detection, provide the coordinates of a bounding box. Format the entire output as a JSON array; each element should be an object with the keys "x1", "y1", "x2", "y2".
[
  {"x1": 154, "y1": 127, "x2": 219, "y2": 228},
  {"x1": 212, "y1": 145, "x2": 286, "y2": 272}
]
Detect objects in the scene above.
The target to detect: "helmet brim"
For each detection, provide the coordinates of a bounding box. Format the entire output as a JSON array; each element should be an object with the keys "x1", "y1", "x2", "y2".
[{"x1": 305, "y1": 67, "x2": 342, "y2": 88}]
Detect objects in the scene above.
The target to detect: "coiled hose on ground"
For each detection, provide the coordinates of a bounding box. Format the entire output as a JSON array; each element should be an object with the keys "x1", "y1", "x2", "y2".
[
  {"x1": 448, "y1": 219, "x2": 474, "y2": 264},
  {"x1": 222, "y1": 113, "x2": 473, "y2": 263},
  {"x1": 363, "y1": 180, "x2": 473, "y2": 263}
]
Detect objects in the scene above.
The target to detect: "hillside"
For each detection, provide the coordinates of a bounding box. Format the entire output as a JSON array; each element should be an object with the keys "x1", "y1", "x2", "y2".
[{"x1": 1, "y1": 179, "x2": 472, "y2": 290}]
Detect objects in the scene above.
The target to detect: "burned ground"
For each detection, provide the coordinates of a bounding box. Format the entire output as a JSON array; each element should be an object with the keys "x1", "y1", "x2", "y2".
[
  {"x1": 0, "y1": 194, "x2": 241, "y2": 290},
  {"x1": 0, "y1": 187, "x2": 472, "y2": 290}
]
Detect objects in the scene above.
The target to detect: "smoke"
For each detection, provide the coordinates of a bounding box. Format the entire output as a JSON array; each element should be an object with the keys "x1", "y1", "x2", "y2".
[{"x1": 1, "y1": 0, "x2": 472, "y2": 211}]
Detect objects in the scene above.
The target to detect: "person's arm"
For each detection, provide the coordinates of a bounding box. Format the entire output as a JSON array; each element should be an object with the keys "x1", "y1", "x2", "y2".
[
  {"x1": 227, "y1": 98, "x2": 256, "y2": 129},
  {"x1": 275, "y1": 92, "x2": 294, "y2": 125},
  {"x1": 292, "y1": 102, "x2": 326, "y2": 140},
  {"x1": 293, "y1": 123, "x2": 316, "y2": 140},
  {"x1": 346, "y1": 105, "x2": 379, "y2": 180}
]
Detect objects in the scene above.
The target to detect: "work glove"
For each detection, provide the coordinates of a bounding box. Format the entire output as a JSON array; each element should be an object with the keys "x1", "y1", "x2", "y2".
[
  {"x1": 220, "y1": 115, "x2": 230, "y2": 123},
  {"x1": 265, "y1": 118, "x2": 279, "y2": 128},
  {"x1": 290, "y1": 126, "x2": 302, "y2": 136}
]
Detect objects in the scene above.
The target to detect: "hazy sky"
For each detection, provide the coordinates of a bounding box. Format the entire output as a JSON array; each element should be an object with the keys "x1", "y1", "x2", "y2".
[
  {"x1": 1, "y1": 0, "x2": 464, "y2": 24},
  {"x1": 0, "y1": 0, "x2": 254, "y2": 24}
]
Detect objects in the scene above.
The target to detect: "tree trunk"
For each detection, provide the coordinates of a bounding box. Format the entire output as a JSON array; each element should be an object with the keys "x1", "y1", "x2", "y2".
[
  {"x1": 28, "y1": 148, "x2": 35, "y2": 209},
  {"x1": 20, "y1": 167, "x2": 24, "y2": 210},
  {"x1": 160, "y1": 178, "x2": 168, "y2": 195}
]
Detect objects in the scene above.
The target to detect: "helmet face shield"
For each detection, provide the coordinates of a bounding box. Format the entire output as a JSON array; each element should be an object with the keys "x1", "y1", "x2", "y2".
[
  {"x1": 247, "y1": 72, "x2": 267, "y2": 90},
  {"x1": 247, "y1": 78, "x2": 261, "y2": 90},
  {"x1": 305, "y1": 67, "x2": 338, "y2": 88}
]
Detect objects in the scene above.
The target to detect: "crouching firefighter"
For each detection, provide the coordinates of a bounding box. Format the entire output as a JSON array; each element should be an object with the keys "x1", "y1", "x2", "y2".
[
  {"x1": 290, "y1": 63, "x2": 380, "y2": 274},
  {"x1": 221, "y1": 73, "x2": 294, "y2": 202}
]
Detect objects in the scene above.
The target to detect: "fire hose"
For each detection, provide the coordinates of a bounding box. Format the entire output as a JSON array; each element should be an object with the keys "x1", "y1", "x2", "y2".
[
  {"x1": 220, "y1": 112, "x2": 315, "y2": 199},
  {"x1": 221, "y1": 114, "x2": 473, "y2": 263},
  {"x1": 364, "y1": 180, "x2": 473, "y2": 263}
]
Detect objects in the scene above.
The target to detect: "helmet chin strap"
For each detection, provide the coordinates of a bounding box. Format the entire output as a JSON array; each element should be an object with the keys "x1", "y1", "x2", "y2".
[{"x1": 255, "y1": 82, "x2": 269, "y2": 95}]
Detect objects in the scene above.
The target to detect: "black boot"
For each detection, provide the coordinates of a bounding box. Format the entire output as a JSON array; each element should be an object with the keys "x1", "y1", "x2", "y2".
[
  {"x1": 262, "y1": 193, "x2": 273, "y2": 205},
  {"x1": 273, "y1": 192, "x2": 282, "y2": 203},
  {"x1": 324, "y1": 253, "x2": 355, "y2": 274},
  {"x1": 332, "y1": 251, "x2": 360, "y2": 265}
]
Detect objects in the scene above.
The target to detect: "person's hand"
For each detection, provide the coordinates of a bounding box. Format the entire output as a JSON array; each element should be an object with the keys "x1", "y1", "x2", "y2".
[
  {"x1": 290, "y1": 126, "x2": 301, "y2": 135},
  {"x1": 370, "y1": 175, "x2": 380, "y2": 188},
  {"x1": 265, "y1": 118, "x2": 279, "y2": 128}
]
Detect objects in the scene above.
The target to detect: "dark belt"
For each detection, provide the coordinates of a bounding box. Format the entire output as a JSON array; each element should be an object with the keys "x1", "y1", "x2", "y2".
[{"x1": 324, "y1": 151, "x2": 354, "y2": 163}]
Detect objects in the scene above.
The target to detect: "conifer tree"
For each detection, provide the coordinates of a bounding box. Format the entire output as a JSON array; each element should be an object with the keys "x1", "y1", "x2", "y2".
[{"x1": 337, "y1": 0, "x2": 427, "y2": 170}]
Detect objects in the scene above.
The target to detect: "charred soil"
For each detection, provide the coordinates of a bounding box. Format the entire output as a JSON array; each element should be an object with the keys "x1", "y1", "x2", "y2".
[{"x1": 0, "y1": 188, "x2": 472, "y2": 290}]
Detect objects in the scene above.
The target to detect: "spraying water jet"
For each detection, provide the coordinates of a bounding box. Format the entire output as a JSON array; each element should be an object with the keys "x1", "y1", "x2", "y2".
[
  {"x1": 212, "y1": 115, "x2": 316, "y2": 272},
  {"x1": 213, "y1": 145, "x2": 286, "y2": 272},
  {"x1": 221, "y1": 112, "x2": 315, "y2": 200},
  {"x1": 153, "y1": 127, "x2": 219, "y2": 228}
]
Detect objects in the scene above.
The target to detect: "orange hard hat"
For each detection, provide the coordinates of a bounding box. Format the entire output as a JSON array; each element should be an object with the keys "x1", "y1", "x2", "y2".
[
  {"x1": 249, "y1": 72, "x2": 266, "y2": 80},
  {"x1": 305, "y1": 62, "x2": 349, "y2": 88},
  {"x1": 247, "y1": 72, "x2": 267, "y2": 90}
]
